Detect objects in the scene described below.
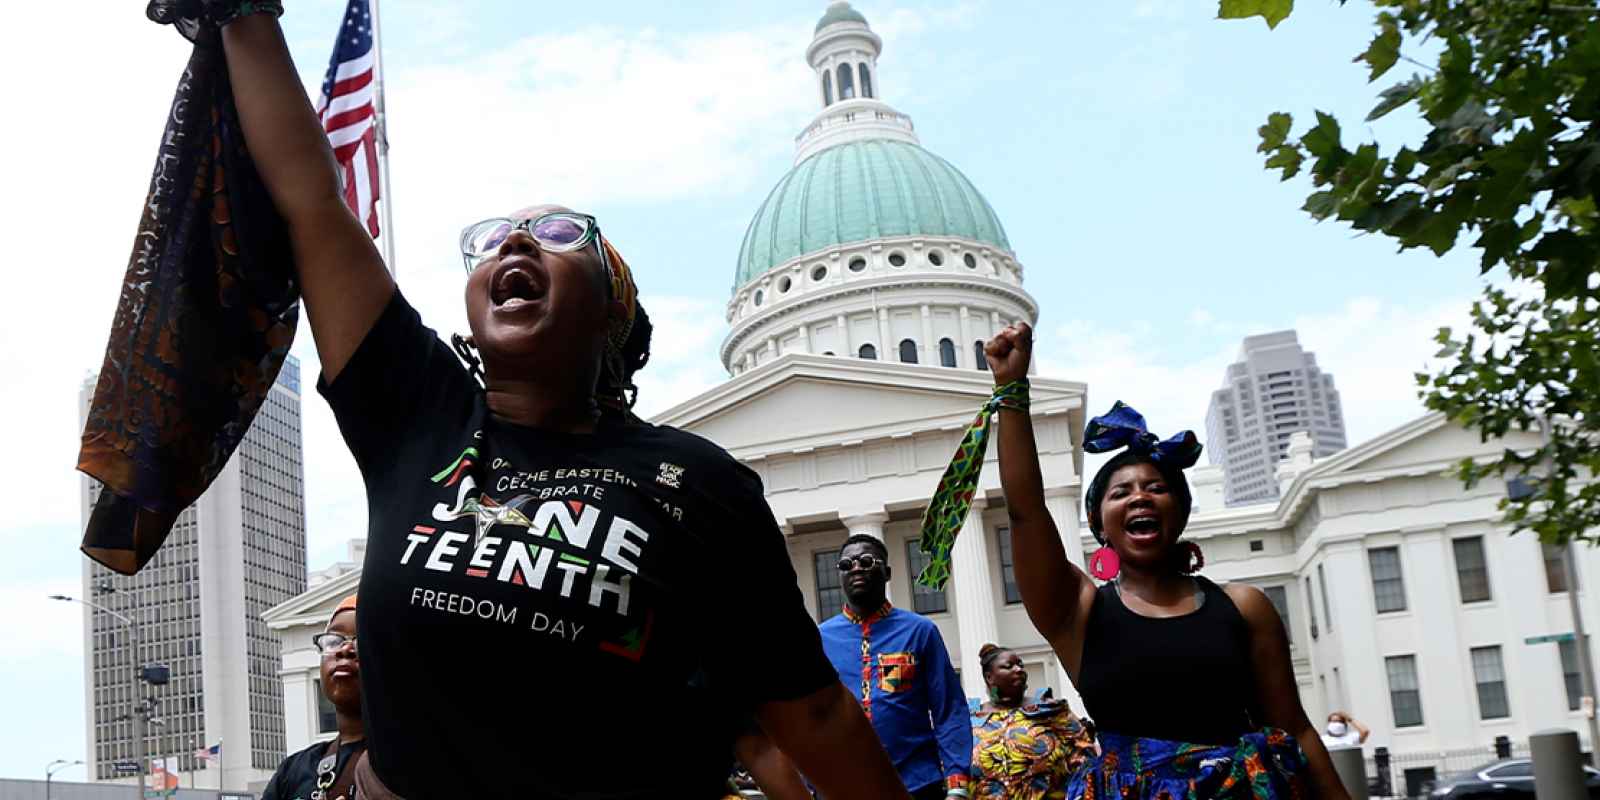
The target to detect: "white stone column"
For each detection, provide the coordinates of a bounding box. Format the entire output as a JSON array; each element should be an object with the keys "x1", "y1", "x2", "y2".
[
  {"x1": 920, "y1": 304, "x2": 934, "y2": 364},
  {"x1": 959, "y1": 306, "x2": 974, "y2": 368},
  {"x1": 837, "y1": 313, "x2": 850, "y2": 355},
  {"x1": 1043, "y1": 488, "x2": 1089, "y2": 715},
  {"x1": 952, "y1": 499, "x2": 1001, "y2": 697},
  {"x1": 877, "y1": 307, "x2": 892, "y2": 359},
  {"x1": 800, "y1": 322, "x2": 813, "y2": 354},
  {"x1": 844, "y1": 512, "x2": 892, "y2": 604}
]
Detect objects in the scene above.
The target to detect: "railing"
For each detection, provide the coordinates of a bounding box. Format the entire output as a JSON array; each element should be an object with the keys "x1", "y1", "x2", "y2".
[
  {"x1": 1365, "y1": 737, "x2": 1528, "y2": 798},
  {"x1": 795, "y1": 105, "x2": 915, "y2": 145}
]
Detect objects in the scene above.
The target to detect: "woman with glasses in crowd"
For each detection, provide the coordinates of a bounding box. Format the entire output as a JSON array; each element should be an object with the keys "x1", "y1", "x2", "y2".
[
  {"x1": 205, "y1": 4, "x2": 909, "y2": 798},
  {"x1": 262, "y1": 595, "x2": 365, "y2": 800},
  {"x1": 975, "y1": 323, "x2": 1348, "y2": 799}
]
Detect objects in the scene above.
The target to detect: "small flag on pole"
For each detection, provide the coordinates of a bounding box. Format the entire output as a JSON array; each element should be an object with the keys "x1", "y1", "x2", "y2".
[
  {"x1": 193, "y1": 742, "x2": 220, "y2": 762},
  {"x1": 316, "y1": 0, "x2": 382, "y2": 237}
]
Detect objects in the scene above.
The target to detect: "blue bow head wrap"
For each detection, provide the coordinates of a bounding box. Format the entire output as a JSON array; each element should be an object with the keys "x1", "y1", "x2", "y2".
[
  {"x1": 1083, "y1": 402, "x2": 1203, "y2": 540},
  {"x1": 1083, "y1": 401, "x2": 1203, "y2": 467}
]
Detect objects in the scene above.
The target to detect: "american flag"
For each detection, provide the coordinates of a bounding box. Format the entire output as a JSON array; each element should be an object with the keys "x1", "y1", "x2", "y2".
[
  {"x1": 316, "y1": 0, "x2": 382, "y2": 237},
  {"x1": 192, "y1": 742, "x2": 220, "y2": 761}
]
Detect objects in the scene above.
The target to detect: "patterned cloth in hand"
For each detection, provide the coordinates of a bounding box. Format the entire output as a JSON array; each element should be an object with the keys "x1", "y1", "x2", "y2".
[
  {"x1": 970, "y1": 697, "x2": 1097, "y2": 800},
  {"x1": 78, "y1": 4, "x2": 298, "y2": 574},
  {"x1": 1069, "y1": 729, "x2": 1307, "y2": 800}
]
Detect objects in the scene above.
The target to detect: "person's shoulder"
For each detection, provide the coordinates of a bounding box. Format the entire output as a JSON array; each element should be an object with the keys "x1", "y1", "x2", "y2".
[
  {"x1": 895, "y1": 608, "x2": 945, "y2": 636},
  {"x1": 625, "y1": 423, "x2": 748, "y2": 471},
  {"x1": 818, "y1": 614, "x2": 850, "y2": 634}
]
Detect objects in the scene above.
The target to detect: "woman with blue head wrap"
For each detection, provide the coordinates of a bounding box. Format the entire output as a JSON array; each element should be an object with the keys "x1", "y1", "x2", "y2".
[{"x1": 919, "y1": 321, "x2": 1349, "y2": 800}]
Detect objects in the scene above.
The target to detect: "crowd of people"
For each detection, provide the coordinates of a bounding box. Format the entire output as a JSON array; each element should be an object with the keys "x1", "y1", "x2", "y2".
[{"x1": 132, "y1": 3, "x2": 1367, "y2": 798}]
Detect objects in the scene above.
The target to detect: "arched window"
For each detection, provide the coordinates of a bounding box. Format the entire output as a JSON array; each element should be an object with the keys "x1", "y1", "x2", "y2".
[
  {"x1": 899, "y1": 339, "x2": 919, "y2": 364},
  {"x1": 975, "y1": 341, "x2": 989, "y2": 371},
  {"x1": 859, "y1": 343, "x2": 877, "y2": 360},
  {"x1": 858, "y1": 63, "x2": 873, "y2": 99},
  {"x1": 837, "y1": 63, "x2": 856, "y2": 100},
  {"x1": 939, "y1": 338, "x2": 957, "y2": 368},
  {"x1": 823, "y1": 71, "x2": 833, "y2": 106}
]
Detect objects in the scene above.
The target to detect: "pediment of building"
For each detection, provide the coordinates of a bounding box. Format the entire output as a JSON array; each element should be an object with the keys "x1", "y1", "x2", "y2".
[
  {"x1": 652, "y1": 353, "x2": 1085, "y2": 458},
  {"x1": 262, "y1": 569, "x2": 360, "y2": 629}
]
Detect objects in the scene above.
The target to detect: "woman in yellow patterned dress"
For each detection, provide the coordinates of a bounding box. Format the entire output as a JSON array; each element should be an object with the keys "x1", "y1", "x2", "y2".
[{"x1": 970, "y1": 644, "x2": 1097, "y2": 799}]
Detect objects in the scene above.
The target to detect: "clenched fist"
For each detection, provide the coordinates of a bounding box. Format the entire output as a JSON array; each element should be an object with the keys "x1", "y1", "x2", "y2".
[{"x1": 985, "y1": 321, "x2": 1033, "y2": 385}]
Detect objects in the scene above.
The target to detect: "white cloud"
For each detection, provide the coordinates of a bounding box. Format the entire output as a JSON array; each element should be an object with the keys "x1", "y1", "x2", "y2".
[{"x1": 1040, "y1": 294, "x2": 1473, "y2": 512}]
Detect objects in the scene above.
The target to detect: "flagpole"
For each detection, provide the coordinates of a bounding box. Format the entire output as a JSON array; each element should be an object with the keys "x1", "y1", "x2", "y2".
[{"x1": 370, "y1": 0, "x2": 398, "y2": 277}]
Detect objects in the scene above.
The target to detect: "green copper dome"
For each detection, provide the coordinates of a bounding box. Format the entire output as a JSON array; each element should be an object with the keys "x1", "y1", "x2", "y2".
[
  {"x1": 735, "y1": 139, "x2": 1012, "y2": 288},
  {"x1": 815, "y1": 2, "x2": 868, "y2": 32}
]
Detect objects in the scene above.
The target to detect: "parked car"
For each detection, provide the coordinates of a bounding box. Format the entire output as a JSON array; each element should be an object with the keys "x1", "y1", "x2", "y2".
[{"x1": 1429, "y1": 758, "x2": 1600, "y2": 798}]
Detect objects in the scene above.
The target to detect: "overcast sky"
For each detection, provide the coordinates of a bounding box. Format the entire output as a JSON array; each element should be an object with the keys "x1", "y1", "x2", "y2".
[{"x1": 0, "y1": 0, "x2": 1490, "y2": 780}]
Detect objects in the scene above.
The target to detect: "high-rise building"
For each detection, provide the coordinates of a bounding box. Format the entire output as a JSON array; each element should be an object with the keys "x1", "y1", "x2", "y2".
[
  {"x1": 77, "y1": 356, "x2": 307, "y2": 792},
  {"x1": 1206, "y1": 331, "x2": 1348, "y2": 506}
]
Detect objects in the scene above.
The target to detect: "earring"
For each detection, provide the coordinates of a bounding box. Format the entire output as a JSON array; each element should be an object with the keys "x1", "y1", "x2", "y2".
[
  {"x1": 451, "y1": 333, "x2": 485, "y2": 387},
  {"x1": 988, "y1": 685, "x2": 1000, "y2": 702},
  {"x1": 1088, "y1": 545, "x2": 1120, "y2": 581},
  {"x1": 1179, "y1": 540, "x2": 1205, "y2": 574}
]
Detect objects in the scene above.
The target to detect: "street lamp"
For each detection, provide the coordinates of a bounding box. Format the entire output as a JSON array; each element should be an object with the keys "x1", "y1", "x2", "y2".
[
  {"x1": 50, "y1": 593, "x2": 144, "y2": 800},
  {"x1": 45, "y1": 758, "x2": 83, "y2": 799}
]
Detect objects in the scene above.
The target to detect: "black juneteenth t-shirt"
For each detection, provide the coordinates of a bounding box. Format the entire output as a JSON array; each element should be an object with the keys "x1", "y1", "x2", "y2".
[{"x1": 318, "y1": 291, "x2": 837, "y2": 799}]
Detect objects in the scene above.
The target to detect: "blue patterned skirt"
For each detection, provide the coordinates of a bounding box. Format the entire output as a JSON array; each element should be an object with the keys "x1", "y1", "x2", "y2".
[{"x1": 1068, "y1": 729, "x2": 1307, "y2": 800}]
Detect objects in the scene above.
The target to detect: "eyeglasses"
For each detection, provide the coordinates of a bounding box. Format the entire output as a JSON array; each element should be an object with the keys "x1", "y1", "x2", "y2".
[
  {"x1": 459, "y1": 212, "x2": 604, "y2": 272},
  {"x1": 837, "y1": 554, "x2": 883, "y2": 573},
  {"x1": 313, "y1": 633, "x2": 357, "y2": 654}
]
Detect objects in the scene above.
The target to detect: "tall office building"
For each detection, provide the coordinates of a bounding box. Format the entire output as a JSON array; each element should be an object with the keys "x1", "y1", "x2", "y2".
[
  {"x1": 78, "y1": 356, "x2": 307, "y2": 791},
  {"x1": 1206, "y1": 331, "x2": 1348, "y2": 506}
]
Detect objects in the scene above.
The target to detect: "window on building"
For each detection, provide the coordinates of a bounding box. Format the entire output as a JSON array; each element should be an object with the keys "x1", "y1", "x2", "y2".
[
  {"x1": 1560, "y1": 638, "x2": 1585, "y2": 710},
  {"x1": 939, "y1": 338, "x2": 957, "y2": 368},
  {"x1": 1545, "y1": 542, "x2": 1578, "y2": 593},
  {"x1": 858, "y1": 63, "x2": 873, "y2": 98},
  {"x1": 1318, "y1": 563, "x2": 1333, "y2": 630},
  {"x1": 314, "y1": 679, "x2": 337, "y2": 734},
  {"x1": 858, "y1": 343, "x2": 877, "y2": 360},
  {"x1": 905, "y1": 540, "x2": 949, "y2": 614},
  {"x1": 1263, "y1": 585, "x2": 1292, "y2": 645},
  {"x1": 814, "y1": 549, "x2": 844, "y2": 621},
  {"x1": 975, "y1": 341, "x2": 989, "y2": 371},
  {"x1": 1471, "y1": 645, "x2": 1510, "y2": 719},
  {"x1": 837, "y1": 63, "x2": 855, "y2": 100},
  {"x1": 996, "y1": 526, "x2": 1022, "y2": 604},
  {"x1": 1368, "y1": 547, "x2": 1407, "y2": 613},
  {"x1": 823, "y1": 71, "x2": 833, "y2": 106},
  {"x1": 1452, "y1": 536, "x2": 1492, "y2": 603},
  {"x1": 1386, "y1": 655, "x2": 1424, "y2": 727},
  {"x1": 899, "y1": 339, "x2": 919, "y2": 364},
  {"x1": 1306, "y1": 576, "x2": 1319, "y2": 639}
]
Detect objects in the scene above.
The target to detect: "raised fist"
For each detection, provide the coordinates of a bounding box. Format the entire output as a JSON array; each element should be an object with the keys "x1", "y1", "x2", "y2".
[{"x1": 985, "y1": 321, "x2": 1033, "y2": 385}]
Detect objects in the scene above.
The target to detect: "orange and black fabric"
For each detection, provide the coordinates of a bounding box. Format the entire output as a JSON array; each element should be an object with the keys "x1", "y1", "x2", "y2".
[{"x1": 78, "y1": 3, "x2": 298, "y2": 574}]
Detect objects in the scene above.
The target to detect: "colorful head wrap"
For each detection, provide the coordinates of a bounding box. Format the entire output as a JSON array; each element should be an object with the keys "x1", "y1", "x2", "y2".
[
  {"x1": 1082, "y1": 401, "x2": 1202, "y2": 467},
  {"x1": 1082, "y1": 402, "x2": 1202, "y2": 540},
  {"x1": 598, "y1": 235, "x2": 638, "y2": 359}
]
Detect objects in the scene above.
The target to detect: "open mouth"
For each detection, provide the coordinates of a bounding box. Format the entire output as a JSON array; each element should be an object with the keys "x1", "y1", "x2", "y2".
[
  {"x1": 330, "y1": 666, "x2": 358, "y2": 679},
  {"x1": 491, "y1": 257, "x2": 548, "y2": 310},
  {"x1": 1125, "y1": 515, "x2": 1162, "y2": 539}
]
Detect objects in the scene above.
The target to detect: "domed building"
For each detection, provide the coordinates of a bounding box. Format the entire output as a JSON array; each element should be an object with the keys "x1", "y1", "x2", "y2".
[{"x1": 661, "y1": 2, "x2": 1095, "y2": 704}]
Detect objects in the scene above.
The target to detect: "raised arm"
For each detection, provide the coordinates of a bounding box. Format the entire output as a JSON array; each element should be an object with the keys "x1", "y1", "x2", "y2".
[
  {"x1": 220, "y1": 14, "x2": 394, "y2": 381},
  {"x1": 1226, "y1": 583, "x2": 1350, "y2": 800},
  {"x1": 756, "y1": 683, "x2": 913, "y2": 800},
  {"x1": 988, "y1": 323, "x2": 1094, "y2": 655}
]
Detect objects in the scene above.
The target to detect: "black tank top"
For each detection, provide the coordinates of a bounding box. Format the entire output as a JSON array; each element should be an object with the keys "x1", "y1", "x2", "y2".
[{"x1": 1077, "y1": 576, "x2": 1259, "y2": 745}]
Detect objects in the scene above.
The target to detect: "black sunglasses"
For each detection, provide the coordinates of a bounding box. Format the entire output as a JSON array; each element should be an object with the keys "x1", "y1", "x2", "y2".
[{"x1": 837, "y1": 554, "x2": 883, "y2": 573}]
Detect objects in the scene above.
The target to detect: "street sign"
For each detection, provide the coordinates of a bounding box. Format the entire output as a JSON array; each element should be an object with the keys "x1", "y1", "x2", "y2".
[
  {"x1": 1526, "y1": 632, "x2": 1577, "y2": 645},
  {"x1": 112, "y1": 760, "x2": 139, "y2": 773}
]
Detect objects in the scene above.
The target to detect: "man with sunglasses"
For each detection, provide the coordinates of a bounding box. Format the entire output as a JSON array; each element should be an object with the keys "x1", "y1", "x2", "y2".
[{"x1": 819, "y1": 535, "x2": 973, "y2": 800}]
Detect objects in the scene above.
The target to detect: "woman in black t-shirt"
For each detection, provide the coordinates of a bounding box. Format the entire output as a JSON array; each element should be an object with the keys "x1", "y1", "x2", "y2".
[
  {"x1": 211, "y1": 6, "x2": 908, "y2": 799},
  {"x1": 974, "y1": 322, "x2": 1349, "y2": 800},
  {"x1": 262, "y1": 595, "x2": 365, "y2": 800}
]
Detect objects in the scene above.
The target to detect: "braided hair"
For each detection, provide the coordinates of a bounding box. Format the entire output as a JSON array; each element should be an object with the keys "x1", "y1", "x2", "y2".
[{"x1": 597, "y1": 301, "x2": 652, "y2": 418}]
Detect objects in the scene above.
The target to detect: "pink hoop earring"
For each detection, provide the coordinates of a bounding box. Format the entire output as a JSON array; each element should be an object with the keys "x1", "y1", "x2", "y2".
[{"x1": 1088, "y1": 546, "x2": 1120, "y2": 581}]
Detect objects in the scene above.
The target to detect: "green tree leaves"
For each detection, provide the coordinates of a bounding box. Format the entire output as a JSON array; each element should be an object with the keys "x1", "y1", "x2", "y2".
[
  {"x1": 1224, "y1": 0, "x2": 1600, "y2": 544},
  {"x1": 1217, "y1": 0, "x2": 1294, "y2": 29}
]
